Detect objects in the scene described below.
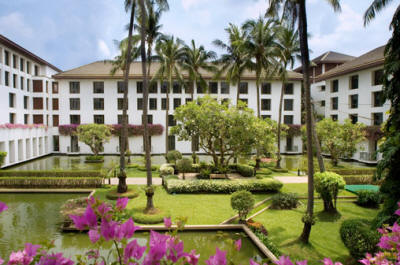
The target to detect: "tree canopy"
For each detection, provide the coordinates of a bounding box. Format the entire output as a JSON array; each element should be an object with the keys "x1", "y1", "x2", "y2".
[{"x1": 76, "y1": 124, "x2": 112, "y2": 156}]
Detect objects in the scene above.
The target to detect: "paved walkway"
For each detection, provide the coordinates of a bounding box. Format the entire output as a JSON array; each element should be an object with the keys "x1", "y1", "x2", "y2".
[{"x1": 273, "y1": 176, "x2": 308, "y2": 183}]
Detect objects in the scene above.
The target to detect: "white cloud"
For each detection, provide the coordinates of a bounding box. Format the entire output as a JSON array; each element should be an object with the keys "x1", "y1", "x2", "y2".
[
  {"x1": 97, "y1": 39, "x2": 111, "y2": 58},
  {"x1": 244, "y1": 0, "x2": 269, "y2": 19},
  {"x1": 181, "y1": 0, "x2": 210, "y2": 10},
  {"x1": 0, "y1": 12, "x2": 33, "y2": 38}
]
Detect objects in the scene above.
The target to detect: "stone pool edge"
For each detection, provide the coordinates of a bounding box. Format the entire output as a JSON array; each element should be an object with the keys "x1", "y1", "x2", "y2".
[{"x1": 0, "y1": 188, "x2": 94, "y2": 193}]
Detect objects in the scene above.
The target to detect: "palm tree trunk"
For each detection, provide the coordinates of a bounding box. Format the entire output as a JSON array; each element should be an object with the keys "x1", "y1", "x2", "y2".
[
  {"x1": 191, "y1": 80, "x2": 196, "y2": 163},
  {"x1": 236, "y1": 78, "x2": 241, "y2": 105},
  {"x1": 138, "y1": 0, "x2": 154, "y2": 212},
  {"x1": 118, "y1": 0, "x2": 136, "y2": 194},
  {"x1": 311, "y1": 104, "x2": 325, "y2": 172},
  {"x1": 298, "y1": 0, "x2": 315, "y2": 244},
  {"x1": 276, "y1": 81, "x2": 285, "y2": 169},
  {"x1": 165, "y1": 74, "x2": 171, "y2": 156}
]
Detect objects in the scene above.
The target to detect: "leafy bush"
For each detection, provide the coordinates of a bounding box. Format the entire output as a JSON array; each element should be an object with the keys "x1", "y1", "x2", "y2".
[
  {"x1": 0, "y1": 170, "x2": 104, "y2": 178},
  {"x1": 237, "y1": 164, "x2": 255, "y2": 177},
  {"x1": 197, "y1": 169, "x2": 211, "y2": 179},
  {"x1": 191, "y1": 164, "x2": 201, "y2": 173},
  {"x1": 340, "y1": 219, "x2": 380, "y2": 259},
  {"x1": 130, "y1": 208, "x2": 170, "y2": 224},
  {"x1": 260, "y1": 161, "x2": 274, "y2": 168},
  {"x1": 252, "y1": 230, "x2": 281, "y2": 258},
  {"x1": 315, "y1": 171, "x2": 345, "y2": 212},
  {"x1": 331, "y1": 168, "x2": 376, "y2": 175},
  {"x1": 271, "y1": 193, "x2": 299, "y2": 209},
  {"x1": 137, "y1": 165, "x2": 159, "y2": 172},
  {"x1": 247, "y1": 160, "x2": 256, "y2": 167},
  {"x1": 0, "y1": 152, "x2": 7, "y2": 167},
  {"x1": 256, "y1": 168, "x2": 272, "y2": 176},
  {"x1": 0, "y1": 177, "x2": 103, "y2": 188},
  {"x1": 85, "y1": 155, "x2": 104, "y2": 162},
  {"x1": 176, "y1": 158, "x2": 193, "y2": 179},
  {"x1": 164, "y1": 178, "x2": 283, "y2": 193},
  {"x1": 271, "y1": 167, "x2": 289, "y2": 173},
  {"x1": 159, "y1": 164, "x2": 174, "y2": 177},
  {"x1": 166, "y1": 150, "x2": 182, "y2": 164},
  {"x1": 343, "y1": 175, "x2": 375, "y2": 185},
  {"x1": 126, "y1": 163, "x2": 140, "y2": 169},
  {"x1": 231, "y1": 190, "x2": 255, "y2": 222},
  {"x1": 357, "y1": 190, "x2": 382, "y2": 208}
]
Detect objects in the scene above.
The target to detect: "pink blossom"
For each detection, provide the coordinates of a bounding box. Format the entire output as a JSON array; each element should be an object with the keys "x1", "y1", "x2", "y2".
[
  {"x1": 88, "y1": 230, "x2": 100, "y2": 243},
  {"x1": 0, "y1": 258, "x2": 4, "y2": 265},
  {"x1": 0, "y1": 202, "x2": 8, "y2": 213},
  {"x1": 8, "y1": 251, "x2": 24, "y2": 265},
  {"x1": 296, "y1": 261, "x2": 308, "y2": 265},
  {"x1": 36, "y1": 253, "x2": 74, "y2": 265},
  {"x1": 116, "y1": 218, "x2": 140, "y2": 241},
  {"x1": 143, "y1": 231, "x2": 169, "y2": 265},
  {"x1": 116, "y1": 198, "x2": 129, "y2": 211},
  {"x1": 235, "y1": 239, "x2": 242, "y2": 251},
  {"x1": 184, "y1": 250, "x2": 200, "y2": 265},
  {"x1": 23, "y1": 243, "x2": 40, "y2": 258},
  {"x1": 70, "y1": 205, "x2": 97, "y2": 230},
  {"x1": 249, "y1": 260, "x2": 260, "y2": 265},
  {"x1": 97, "y1": 203, "x2": 112, "y2": 218},
  {"x1": 205, "y1": 248, "x2": 227, "y2": 265},
  {"x1": 166, "y1": 239, "x2": 185, "y2": 262},
  {"x1": 274, "y1": 256, "x2": 294, "y2": 265},
  {"x1": 163, "y1": 217, "x2": 172, "y2": 229},
  {"x1": 321, "y1": 258, "x2": 342, "y2": 265},
  {"x1": 100, "y1": 219, "x2": 119, "y2": 241},
  {"x1": 123, "y1": 240, "x2": 146, "y2": 263}
]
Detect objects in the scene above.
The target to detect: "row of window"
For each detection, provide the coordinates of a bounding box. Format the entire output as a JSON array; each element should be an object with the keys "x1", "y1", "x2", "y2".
[
  {"x1": 8, "y1": 93, "x2": 57, "y2": 111},
  {"x1": 328, "y1": 69, "x2": 384, "y2": 93},
  {"x1": 330, "y1": 112, "x2": 383, "y2": 126},
  {"x1": 8, "y1": 113, "x2": 52, "y2": 125},
  {"x1": 69, "y1": 81, "x2": 295, "y2": 95},
  {"x1": 326, "y1": 91, "x2": 385, "y2": 110},
  {"x1": 1, "y1": 49, "x2": 40, "y2": 75},
  {"x1": 0, "y1": 70, "x2": 59, "y2": 94}
]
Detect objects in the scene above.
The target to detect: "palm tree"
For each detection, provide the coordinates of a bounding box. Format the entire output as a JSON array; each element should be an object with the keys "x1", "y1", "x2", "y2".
[
  {"x1": 274, "y1": 24, "x2": 300, "y2": 169},
  {"x1": 153, "y1": 36, "x2": 186, "y2": 156},
  {"x1": 364, "y1": 0, "x2": 399, "y2": 25},
  {"x1": 213, "y1": 24, "x2": 251, "y2": 105},
  {"x1": 266, "y1": 0, "x2": 341, "y2": 243},
  {"x1": 181, "y1": 40, "x2": 217, "y2": 162}
]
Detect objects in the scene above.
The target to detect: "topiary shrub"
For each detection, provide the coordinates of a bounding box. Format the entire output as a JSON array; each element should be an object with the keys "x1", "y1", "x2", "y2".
[
  {"x1": 315, "y1": 171, "x2": 345, "y2": 212},
  {"x1": 197, "y1": 168, "x2": 211, "y2": 179},
  {"x1": 271, "y1": 167, "x2": 289, "y2": 173},
  {"x1": 237, "y1": 164, "x2": 255, "y2": 177},
  {"x1": 0, "y1": 152, "x2": 7, "y2": 167},
  {"x1": 176, "y1": 158, "x2": 192, "y2": 180},
  {"x1": 271, "y1": 193, "x2": 299, "y2": 209},
  {"x1": 159, "y1": 164, "x2": 174, "y2": 177},
  {"x1": 130, "y1": 207, "x2": 170, "y2": 224},
  {"x1": 166, "y1": 150, "x2": 182, "y2": 164},
  {"x1": 357, "y1": 190, "x2": 382, "y2": 208},
  {"x1": 340, "y1": 219, "x2": 380, "y2": 259},
  {"x1": 231, "y1": 190, "x2": 255, "y2": 222}
]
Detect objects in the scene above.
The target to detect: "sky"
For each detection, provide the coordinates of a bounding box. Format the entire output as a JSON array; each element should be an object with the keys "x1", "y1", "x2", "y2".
[{"x1": 0, "y1": 0, "x2": 396, "y2": 71}]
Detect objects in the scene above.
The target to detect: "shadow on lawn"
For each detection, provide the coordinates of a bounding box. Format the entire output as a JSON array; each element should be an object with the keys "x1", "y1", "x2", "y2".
[{"x1": 316, "y1": 210, "x2": 342, "y2": 222}]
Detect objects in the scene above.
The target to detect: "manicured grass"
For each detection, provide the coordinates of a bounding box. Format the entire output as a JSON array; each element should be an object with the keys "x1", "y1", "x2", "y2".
[
  {"x1": 282, "y1": 183, "x2": 355, "y2": 197},
  {"x1": 125, "y1": 167, "x2": 160, "y2": 178},
  {"x1": 253, "y1": 202, "x2": 380, "y2": 264}
]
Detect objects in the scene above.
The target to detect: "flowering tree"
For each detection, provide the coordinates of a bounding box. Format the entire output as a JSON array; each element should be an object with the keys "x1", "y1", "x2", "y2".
[{"x1": 76, "y1": 124, "x2": 112, "y2": 157}]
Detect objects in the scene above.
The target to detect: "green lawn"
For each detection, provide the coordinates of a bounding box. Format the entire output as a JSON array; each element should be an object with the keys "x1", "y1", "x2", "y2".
[
  {"x1": 125, "y1": 167, "x2": 160, "y2": 178},
  {"x1": 282, "y1": 183, "x2": 355, "y2": 197}
]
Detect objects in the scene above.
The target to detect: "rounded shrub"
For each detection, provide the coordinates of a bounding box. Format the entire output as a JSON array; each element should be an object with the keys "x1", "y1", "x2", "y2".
[
  {"x1": 159, "y1": 164, "x2": 175, "y2": 177},
  {"x1": 176, "y1": 158, "x2": 193, "y2": 179},
  {"x1": 357, "y1": 190, "x2": 382, "y2": 208},
  {"x1": 131, "y1": 208, "x2": 170, "y2": 224},
  {"x1": 271, "y1": 193, "x2": 299, "y2": 209},
  {"x1": 340, "y1": 219, "x2": 380, "y2": 259},
  {"x1": 197, "y1": 168, "x2": 211, "y2": 179},
  {"x1": 231, "y1": 190, "x2": 255, "y2": 222},
  {"x1": 105, "y1": 188, "x2": 139, "y2": 200},
  {"x1": 315, "y1": 171, "x2": 345, "y2": 212},
  {"x1": 237, "y1": 164, "x2": 255, "y2": 177},
  {"x1": 166, "y1": 150, "x2": 182, "y2": 164}
]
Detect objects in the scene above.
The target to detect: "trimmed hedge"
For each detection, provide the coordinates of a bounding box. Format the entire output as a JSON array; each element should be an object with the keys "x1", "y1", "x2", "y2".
[
  {"x1": 331, "y1": 168, "x2": 376, "y2": 175},
  {"x1": 0, "y1": 177, "x2": 103, "y2": 188},
  {"x1": 0, "y1": 170, "x2": 104, "y2": 178},
  {"x1": 164, "y1": 178, "x2": 283, "y2": 194},
  {"x1": 270, "y1": 168, "x2": 289, "y2": 173},
  {"x1": 357, "y1": 190, "x2": 382, "y2": 208},
  {"x1": 271, "y1": 193, "x2": 299, "y2": 209},
  {"x1": 253, "y1": 230, "x2": 281, "y2": 258},
  {"x1": 236, "y1": 164, "x2": 254, "y2": 177},
  {"x1": 130, "y1": 208, "x2": 170, "y2": 224},
  {"x1": 343, "y1": 175, "x2": 376, "y2": 185},
  {"x1": 340, "y1": 219, "x2": 380, "y2": 259}
]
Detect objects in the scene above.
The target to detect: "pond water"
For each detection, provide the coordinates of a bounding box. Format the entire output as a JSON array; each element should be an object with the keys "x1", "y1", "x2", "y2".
[{"x1": 0, "y1": 193, "x2": 264, "y2": 263}]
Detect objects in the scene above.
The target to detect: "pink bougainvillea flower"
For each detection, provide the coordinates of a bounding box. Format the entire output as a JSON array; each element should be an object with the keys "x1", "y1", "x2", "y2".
[
  {"x1": 88, "y1": 229, "x2": 100, "y2": 244},
  {"x1": 8, "y1": 251, "x2": 25, "y2": 265},
  {"x1": 117, "y1": 218, "x2": 140, "y2": 241},
  {"x1": 321, "y1": 258, "x2": 342, "y2": 265},
  {"x1": 249, "y1": 259, "x2": 260, "y2": 265},
  {"x1": 166, "y1": 239, "x2": 185, "y2": 262},
  {"x1": 235, "y1": 239, "x2": 242, "y2": 251},
  {"x1": 296, "y1": 261, "x2": 308, "y2": 265},
  {"x1": 274, "y1": 256, "x2": 294, "y2": 265},
  {"x1": 116, "y1": 197, "x2": 129, "y2": 211},
  {"x1": 0, "y1": 202, "x2": 8, "y2": 213},
  {"x1": 24, "y1": 243, "x2": 40, "y2": 258},
  {"x1": 97, "y1": 203, "x2": 112, "y2": 218},
  {"x1": 184, "y1": 250, "x2": 200, "y2": 265},
  {"x1": 70, "y1": 205, "x2": 97, "y2": 230},
  {"x1": 377, "y1": 235, "x2": 392, "y2": 250},
  {"x1": 100, "y1": 219, "x2": 119, "y2": 241},
  {"x1": 124, "y1": 240, "x2": 146, "y2": 263},
  {"x1": 205, "y1": 248, "x2": 227, "y2": 265},
  {"x1": 36, "y1": 253, "x2": 74, "y2": 265},
  {"x1": 143, "y1": 231, "x2": 169, "y2": 265},
  {"x1": 0, "y1": 258, "x2": 4, "y2": 265},
  {"x1": 86, "y1": 250, "x2": 99, "y2": 260},
  {"x1": 163, "y1": 217, "x2": 172, "y2": 229}
]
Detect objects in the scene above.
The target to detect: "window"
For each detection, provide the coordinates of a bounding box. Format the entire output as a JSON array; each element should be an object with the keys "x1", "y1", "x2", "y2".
[
  {"x1": 93, "y1": 98, "x2": 104, "y2": 110},
  {"x1": 349, "y1": 114, "x2": 358, "y2": 124},
  {"x1": 373, "y1": 113, "x2": 383, "y2": 126},
  {"x1": 33, "y1": 97, "x2": 43, "y2": 110},
  {"x1": 5, "y1": 71, "x2": 9, "y2": 86},
  {"x1": 350, "y1": 75, "x2": 358, "y2": 89},
  {"x1": 284, "y1": 83, "x2": 294, "y2": 94},
  {"x1": 93, "y1": 82, "x2": 104, "y2": 93},
  {"x1": 33, "y1": 80, "x2": 42, "y2": 92},
  {"x1": 161, "y1": 82, "x2": 168, "y2": 94},
  {"x1": 184, "y1": 82, "x2": 193, "y2": 94},
  {"x1": 321, "y1": 100, "x2": 325, "y2": 107},
  {"x1": 53, "y1": 115, "x2": 59, "y2": 127},
  {"x1": 209, "y1": 82, "x2": 218, "y2": 94},
  {"x1": 20, "y1": 77, "x2": 24, "y2": 90},
  {"x1": 118, "y1": 115, "x2": 129, "y2": 124},
  {"x1": 70, "y1": 115, "x2": 81, "y2": 124},
  {"x1": 24, "y1": 96, "x2": 29, "y2": 109},
  {"x1": 168, "y1": 115, "x2": 176, "y2": 126},
  {"x1": 173, "y1": 82, "x2": 181, "y2": 94},
  {"x1": 331, "y1": 114, "x2": 338, "y2": 121},
  {"x1": 283, "y1": 115, "x2": 293, "y2": 124},
  {"x1": 161, "y1": 98, "x2": 168, "y2": 110},
  {"x1": 117, "y1": 81, "x2": 126, "y2": 93},
  {"x1": 149, "y1": 82, "x2": 158, "y2": 93},
  {"x1": 4, "y1": 50, "x2": 9, "y2": 66},
  {"x1": 137, "y1": 81, "x2": 143, "y2": 93},
  {"x1": 27, "y1": 79, "x2": 30, "y2": 91},
  {"x1": 174, "y1": 98, "x2": 181, "y2": 109},
  {"x1": 331, "y1": 97, "x2": 338, "y2": 110},
  {"x1": 197, "y1": 82, "x2": 205, "y2": 94},
  {"x1": 261, "y1": 115, "x2": 271, "y2": 120},
  {"x1": 118, "y1": 98, "x2": 128, "y2": 110},
  {"x1": 137, "y1": 98, "x2": 143, "y2": 110},
  {"x1": 52, "y1": 82, "x2": 59, "y2": 94},
  {"x1": 34, "y1": 65, "x2": 39, "y2": 76},
  {"x1": 13, "y1": 74, "x2": 17, "y2": 88},
  {"x1": 9, "y1": 93, "x2": 15, "y2": 108},
  {"x1": 239, "y1": 82, "x2": 248, "y2": 94},
  {"x1": 320, "y1": 85, "x2": 326, "y2": 91},
  {"x1": 150, "y1": 98, "x2": 157, "y2": 110},
  {"x1": 185, "y1": 98, "x2": 193, "y2": 104},
  {"x1": 26, "y1": 61, "x2": 30, "y2": 74},
  {"x1": 70, "y1": 98, "x2": 80, "y2": 110},
  {"x1": 52, "y1": 98, "x2": 59, "y2": 110},
  {"x1": 221, "y1": 82, "x2": 230, "y2": 94},
  {"x1": 168, "y1": 135, "x2": 175, "y2": 151},
  {"x1": 350, "y1": 94, "x2": 358, "y2": 109},
  {"x1": 94, "y1": 115, "x2": 105, "y2": 124},
  {"x1": 331, "y1": 80, "x2": 339, "y2": 92},
  {"x1": 261, "y1": 99, "x2": 271, "y2": 111},
  {"x1": 239, "y1": 98, "x2": 248, "y2": 106},
  {"x1": 69, "y1": 82, "x2": 80, "y2": 93},
  {"x1": 53, "y1": 136, "x2": 59, "y2": 152},
  {"x1": 373, "y1": 91, "x2": 384, "y2": 107},
  {"x1": 33, "y1": 115, "x2": 43, "y2": 124},
  {"x1": 46, "y1": 98, "x2": 49, "y2": 110},
  {"x1": 261, "y1": 83, "x2": 271, "y2": 94},
  {"x1": 12, "y1": 54, "x2": 17, "y2": 68},
  {"x1": 24, "y1": 114, "x2": 29, "y2": 125},
  {"x1": 9, "y1": 113, "x2": 15, "y2": 124},
  {"x1": 284, "y1": 99, "x2": 294, "y2": 111},
  {"x1": 142, "y1": 115, "x2": 153, "y2": 125},
  {"x1": 20, "y1": 58, "x2": 24, "y2": 71},
  {"x1": 373, "y1": 69, "x2": 384, "y2": 86}
]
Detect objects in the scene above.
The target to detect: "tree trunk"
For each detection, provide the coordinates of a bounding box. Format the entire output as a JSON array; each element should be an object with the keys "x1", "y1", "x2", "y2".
[
  {"x1": 118, "y1": 0, "x2": 136, "y2": 194},
  {"x1": 276, "y1": 82, "x2": 285, "y2": 169},
  {"x1": 311, "y1": 104, "x2": 325, "y2": 172},
  {"x1": 165, "y1": 75, "x2": 171, "y2": 156},
  {"x1": 191, "y1": 80, "x2": 196, "y2": 163},
  {"x1": 298, "y1": 0, "x2": 315, "y2": 244},
  {"x1": 138, "y1": 0, "x2": 154, "y2": 212},
  {"x1": 236, "y1": 77, "x2": 241, "y2": 105}
]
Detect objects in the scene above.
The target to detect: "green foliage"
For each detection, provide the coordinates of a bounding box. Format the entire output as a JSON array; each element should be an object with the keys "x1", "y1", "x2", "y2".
[
  {"x1": 191, "y1": 164, "x2": 201, "y2": 173},
  {"x1": 0, "y1": 177, "x2": 103, "y2": 188},
  {"x1": 159, "y1": 164, "x2": 175, "y2": 177},
  {"x1": 0, "y1": 152, "x2": 7, "y2": 167},
  {"x1": 357, "y1": 190, "x2": 382, "y2": 208},
  {"x1": 85, "y1": 155, "x2": 104, "y2": 162},
  {"x1": 236, "y1": 164, "x2": 254, "y2": 177},
  {"x1": 343, "y1": 175, "x2": 376, "y2": 185},
  {"x1": 314, "y1": 171, "x2": 345, "y2": 212},
  {"x1": 176, "y1": 158, "x2": 193, "y2": 179},
  {"x1": 130, "y1": 208, "x2": 170, "y2": 224},
  {"x1": 252, "y1": 230, "x2": 281, "y2": 258},
  {"x1": 164, "y1": 178, "x2": 283, "y2": 193},
  {"x1": 105, "y1": 188, "x2": 139, "y2": 200},
  {"x1": 166, "y1": 150, "x2": 182, "y2": 164},
  {"x1": 340, "y1": 219, "x2": 380, "y2": 259},
  {"x1": 197, "y1": 168, "x2": 211, "y2": 179},
  {"x1": 231, "y1": 190, "x2": 255, "y2": 221},
  {"x1": 271, "y1": 193, "x2": 299, "y2": 209},
  {"x1": 76, "y1": 124, "x2": 112, "y2": 156},
  {"x1": 137, "y1": 165, "x2": 159, "y2": 172},
  {"x1": 0, "y1": 170, "x2": 104, "y2": 178},
  {"x1": 256, "y1": 168, "x2": 272, "y2": 176},
  {"x1": 271, "y1": 167, "x2": 288, "y2": 173},
  {"x1": 330, "y1": 168, "x2": 376, "y2": 175}
]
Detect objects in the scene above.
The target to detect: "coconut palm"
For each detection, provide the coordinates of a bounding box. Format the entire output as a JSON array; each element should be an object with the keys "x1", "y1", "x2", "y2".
[
  {"x1": 153, "y1": 35, "x2": 186, "y2": 156},
  {"x1": 274, "y1": 24, "x2": 300, "y2": 169},
  {"x1": 213, "y1": 24, "x2": 251, "y2": 105},
  {"x1": 364, "y1": 0, "x2": 399, "y2": 25},
  {"x1": 266, "y1": 0, "x2": 341, "y2": 243},
  {"x1": 109, "y1": 37, "x2": 141, "y2": 76}
]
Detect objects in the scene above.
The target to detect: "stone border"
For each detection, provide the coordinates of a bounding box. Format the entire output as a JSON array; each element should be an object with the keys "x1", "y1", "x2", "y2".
[{"x1": 0, "y1": 189, "x2": 94, "y2": 193}]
